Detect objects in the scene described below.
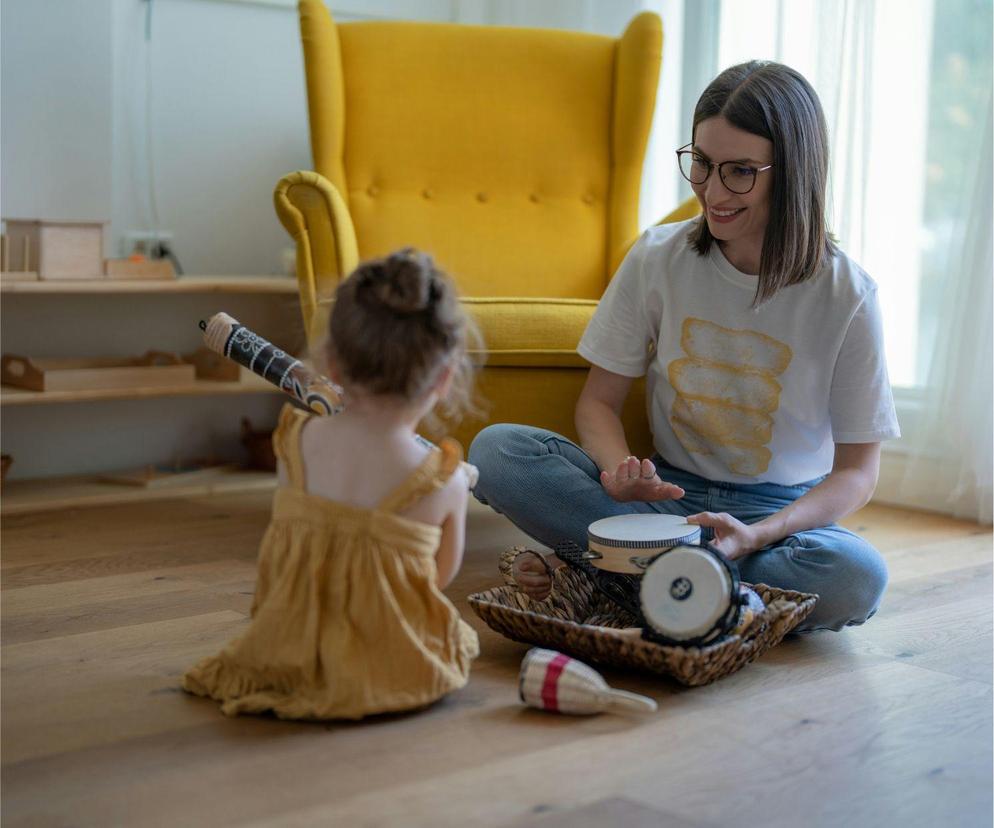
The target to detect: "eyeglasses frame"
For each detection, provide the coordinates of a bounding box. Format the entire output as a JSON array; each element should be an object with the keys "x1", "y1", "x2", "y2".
[{"x1": 675, "y1": 143, "x2": 774, "y2": 195}]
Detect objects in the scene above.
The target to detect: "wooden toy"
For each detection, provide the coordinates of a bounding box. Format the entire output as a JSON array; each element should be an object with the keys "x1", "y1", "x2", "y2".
[
  {"x1": 0, "y1": 233, "x2": 38, "y2": 281},
  {"x1": 3, "y1": 219, "x2": 105, "y2": 280},
  {"x1": 99, "y1": 462, "x2": 236, "y2": 488},
  {"x1": 184, "y1": 346, "x2": 243, "y2": 382},
  {"x1": 104, "y1": 255, "x2": 176, "y2": 280},
  {"x1": 241, "y1": 418, "x2": 276, "y2": 472},
  {"x1": 1, "y1": 351, "x2": 194, "y2": 392}
]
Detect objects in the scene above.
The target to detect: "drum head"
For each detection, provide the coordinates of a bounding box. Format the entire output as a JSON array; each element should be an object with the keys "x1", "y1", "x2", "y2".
[
  {"x1": 588, "y1": 514, "x2": 701, "y2": 550},
  {"x1": 586, "y1": 514, "x2": 701, "y2": 573},
  {"x1": 640, "y1": 545, "x2": 733, "y2": 642}
]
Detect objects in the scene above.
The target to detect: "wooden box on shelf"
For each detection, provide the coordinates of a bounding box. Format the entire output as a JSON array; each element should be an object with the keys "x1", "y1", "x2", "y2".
[
  {"x1": 2, "y1": 219, "x2": 104, "y2": 280},
  {"x1": 185, "y1": 347, "x2": 244, "y2": 382},
  {"x1": 1, "y1": 351, "x2": 195, "y2": 392},
  {"x1": 0, "y1": 234, "x2": 38, "y2": 282},
  {"x1": 104, "y1": 256, "x2": 176, "y2": 280}
]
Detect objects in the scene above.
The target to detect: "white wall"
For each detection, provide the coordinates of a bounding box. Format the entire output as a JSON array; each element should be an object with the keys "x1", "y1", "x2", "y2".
[
  {"x1": 1, "y1": 1, "x2": 114, "y2": 227},
  {"x1": 1, "y1": 0, "x2": 309, "y2": 480},
  {"x1": 111, "y1": 0, "x2": 311, "y2": 275},
  {"x1": 5, "y1": 0, "x2": 681, "y2": 276},
  {"x1": 0, "y1": 0, "x2": 679, "y2": 481}
]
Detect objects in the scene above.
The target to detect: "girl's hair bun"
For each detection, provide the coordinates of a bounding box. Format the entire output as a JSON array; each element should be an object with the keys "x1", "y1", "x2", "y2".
[
  {"x1": 356, "y1": 248, "x2": 438, "y2": 315},
  {"x1": 326, "y1": 247, "x2": 483, "y2": 428}
]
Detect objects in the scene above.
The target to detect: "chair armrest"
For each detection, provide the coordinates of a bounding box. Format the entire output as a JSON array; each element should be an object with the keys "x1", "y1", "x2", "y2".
[
  {"x1": 611, "y1": 196, "x2": 703, "y2": 267},
  {"x1": 655, "y1": 194, "x2": 701, "y2": 225},
  {"x1": 273, "y1": 170, "x2": 359, "y2": 345}
]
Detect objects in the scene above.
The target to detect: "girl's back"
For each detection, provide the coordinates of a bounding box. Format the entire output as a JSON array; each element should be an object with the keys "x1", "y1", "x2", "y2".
[
  {"x1": 182, "y1": 403, "x2": 479, "y2": 720},
  {"x1": 294, "y1": 410, "x2": 464, "y2": 528}
]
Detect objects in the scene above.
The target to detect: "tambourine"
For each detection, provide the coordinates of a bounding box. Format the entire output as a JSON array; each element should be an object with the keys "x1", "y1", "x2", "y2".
[
  {"x1": 554, "y1": 513, "x2": 763, "y2": 647},
  {"x1": 585, "y1": 514, "x2": 702, "y2": 574}
]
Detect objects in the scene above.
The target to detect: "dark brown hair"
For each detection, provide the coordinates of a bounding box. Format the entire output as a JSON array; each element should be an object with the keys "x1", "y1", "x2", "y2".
[
  {"x1": 326, "y1": 248, "x2": 481, "y2": 427},
  {"x1": 688, "y1": 60, "x2": 838, "y2": 304}
]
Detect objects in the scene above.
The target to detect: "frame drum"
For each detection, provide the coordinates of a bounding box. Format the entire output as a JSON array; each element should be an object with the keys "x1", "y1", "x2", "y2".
[
  {"x1": 639, "y1": 545, "x2": 743, "y2": 646},
  {"x1": 585, "y1": 514, "x2": 702, "y2": 574}
]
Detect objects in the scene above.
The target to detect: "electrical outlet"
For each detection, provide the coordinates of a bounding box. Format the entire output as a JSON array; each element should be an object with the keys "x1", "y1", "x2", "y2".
[{"x1": 125, "y1": 231, "x2": 173, "y2": 258}]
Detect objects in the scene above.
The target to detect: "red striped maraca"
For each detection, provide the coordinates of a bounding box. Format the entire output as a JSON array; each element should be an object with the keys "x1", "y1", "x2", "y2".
[{"x1": 518, "y1": 648, "x2": 657, "y2": 715}]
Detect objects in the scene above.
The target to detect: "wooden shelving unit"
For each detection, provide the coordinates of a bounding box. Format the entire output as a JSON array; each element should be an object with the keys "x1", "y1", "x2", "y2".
[
  {"x1": 0, "y1": 469, "x2": 277, "y2": 516},
  {"x1": 1, "y1": 374, "x2": 278, "y2": 406},
  {"x1": 2, "y1": 275, "x2": 296, "y2": 513},
  {"x1": 0, "y1": 276, "x2": 298, "y2": 294}
]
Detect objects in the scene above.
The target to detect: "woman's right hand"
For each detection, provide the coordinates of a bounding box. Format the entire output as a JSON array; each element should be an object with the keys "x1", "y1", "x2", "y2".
[{"x1": 600, "y1": 456, "x2": 685, "y2": 503}]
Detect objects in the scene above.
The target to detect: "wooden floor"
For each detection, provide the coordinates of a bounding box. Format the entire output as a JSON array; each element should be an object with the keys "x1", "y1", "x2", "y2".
[{"x1": 2, "y1": 494, "x2": 991, "y2": 827}]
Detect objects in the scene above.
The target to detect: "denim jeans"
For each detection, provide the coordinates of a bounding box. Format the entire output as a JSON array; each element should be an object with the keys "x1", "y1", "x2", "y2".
[{"x1": 468, "y1": 424, "x2": 888, "y2": 633}]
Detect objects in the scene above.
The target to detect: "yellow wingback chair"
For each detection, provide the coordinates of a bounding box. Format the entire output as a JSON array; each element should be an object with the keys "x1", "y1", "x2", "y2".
[{"x1": 274, "y1": 0, "x2": 698, "y2": 454}]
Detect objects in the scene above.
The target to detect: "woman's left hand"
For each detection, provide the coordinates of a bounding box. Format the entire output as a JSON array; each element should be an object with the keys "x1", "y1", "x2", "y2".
[{"x1": 686, "y1": 512, "x2": 759, "y2": 561}]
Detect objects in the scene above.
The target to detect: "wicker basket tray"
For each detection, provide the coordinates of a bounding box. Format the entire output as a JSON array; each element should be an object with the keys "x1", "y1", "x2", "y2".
[{"x1": 468, "y1": 546, "x2": 818, "y2": 687}]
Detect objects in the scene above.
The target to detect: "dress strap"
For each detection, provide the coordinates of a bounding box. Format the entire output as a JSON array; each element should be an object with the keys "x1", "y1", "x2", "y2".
[
  {"x1": 272, "y1": 403, "x2": 311, "y2": 491},
  {"x1": 377, "y1": 438, "x2": 464, "y2": 514}
]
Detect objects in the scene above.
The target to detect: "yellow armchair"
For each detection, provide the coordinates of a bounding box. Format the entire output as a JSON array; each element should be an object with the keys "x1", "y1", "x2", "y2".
[{"x1": 274, "y1": 0, "x2": 699, "y2": 454}]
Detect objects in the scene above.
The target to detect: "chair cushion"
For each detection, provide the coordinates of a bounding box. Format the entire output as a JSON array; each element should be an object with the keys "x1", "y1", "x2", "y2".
[
  {"x1": 463, "y1": 297, "x2": 597, "y2": 368},
  {"x1": 338, "y1": 22, "x2": 614, "y2": 300}
]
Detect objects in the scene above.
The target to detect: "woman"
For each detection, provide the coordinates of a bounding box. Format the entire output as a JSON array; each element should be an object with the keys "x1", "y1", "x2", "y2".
[{"x1": 468, "y1": 61, "x2": 899, "y2": 633}]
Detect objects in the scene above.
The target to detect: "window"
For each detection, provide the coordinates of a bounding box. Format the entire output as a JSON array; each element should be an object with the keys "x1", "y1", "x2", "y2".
[{"x1": 683, "y1": 0, "x2": 992, "y2": 390}]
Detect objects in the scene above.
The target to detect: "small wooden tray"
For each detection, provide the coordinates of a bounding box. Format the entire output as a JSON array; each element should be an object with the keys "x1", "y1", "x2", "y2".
[
  {"x1": 99, "y1": 463, "x2": 237, "y2": 488},
  {"x1": 1, "y1": 352, "x2": 195, "y2": 392},
  {"x1": 104, "y1": 257, "x2": 176, "y2": 280}
]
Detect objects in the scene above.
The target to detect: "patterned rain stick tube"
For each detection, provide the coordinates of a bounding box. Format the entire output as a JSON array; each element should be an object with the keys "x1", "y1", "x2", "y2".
[
  {"x1": 201, "y1": 312, "x2": 343, "y2": 415},
  {"x1": 199, "y1": 312, "x2": 478, "y2": 488}
]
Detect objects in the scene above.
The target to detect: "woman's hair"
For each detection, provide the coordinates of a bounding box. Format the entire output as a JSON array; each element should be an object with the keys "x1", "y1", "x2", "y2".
[
  {"x1": 688, "y1": 60, "x2": 838, "y2": 305},
  {"x1": 326, "y1": 248, "x2": 482, "y2": 427}
]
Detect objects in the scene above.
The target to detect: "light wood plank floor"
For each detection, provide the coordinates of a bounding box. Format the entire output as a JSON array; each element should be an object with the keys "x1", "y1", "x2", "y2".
[{"x1": 2, "y1": 495, "x2": 991, "y2": 827}]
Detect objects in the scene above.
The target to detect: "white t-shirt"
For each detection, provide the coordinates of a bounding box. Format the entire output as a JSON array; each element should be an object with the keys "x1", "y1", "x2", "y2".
[{"x1": 577, "y1": 219, "x2": 901, "y2": 486}]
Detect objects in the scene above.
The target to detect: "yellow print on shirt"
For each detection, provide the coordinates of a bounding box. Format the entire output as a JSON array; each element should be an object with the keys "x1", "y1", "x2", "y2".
[{"x1": 667, "y1": 319, "x2": 792, "y2": 476}]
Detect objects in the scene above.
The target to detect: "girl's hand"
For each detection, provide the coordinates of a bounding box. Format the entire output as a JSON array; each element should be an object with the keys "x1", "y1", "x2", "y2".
[
  {"x1": 512, "y1": 553, "x2": 553, "y2": 601},
  {"x1": 686, "y1": 512, "x2": 758, "y2": 561},
  {"x1": 600, "y1": 456, "x2": 685, "y2": 503}
]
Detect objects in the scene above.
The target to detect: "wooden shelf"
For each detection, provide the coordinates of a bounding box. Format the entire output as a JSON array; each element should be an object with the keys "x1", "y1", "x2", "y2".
[
  {"x1": 0, "y1": 276, "x2": 298, "y2": 294},
  {"x1": 0, "y1": 469, "x2": 277, "y2": 516},
  {"x1": 1, "y1": 375, "x2": 280, "y2": 406}
]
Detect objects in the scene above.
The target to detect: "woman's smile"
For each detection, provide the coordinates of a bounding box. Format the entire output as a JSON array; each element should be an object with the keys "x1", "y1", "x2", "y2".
[{"x1": 708, "y1": 206, "x2": 747, "y2": 223}]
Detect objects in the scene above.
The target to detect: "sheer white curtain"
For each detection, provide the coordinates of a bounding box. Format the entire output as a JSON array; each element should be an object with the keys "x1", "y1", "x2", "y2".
[
  {"x1": 898, "y1": 94, "x2": 993, "y2": 523},
  {"x1": 717, "y1": 0, "x2": 933, "y2": 388},
  {"x1": 716, "y1": 0, "x2": 993, "y2": 522}
]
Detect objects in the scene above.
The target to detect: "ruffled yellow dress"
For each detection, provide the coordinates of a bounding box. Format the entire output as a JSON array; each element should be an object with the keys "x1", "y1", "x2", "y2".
[{"x1": 182, "y1": 404, "x2": 479, "y2": 720}]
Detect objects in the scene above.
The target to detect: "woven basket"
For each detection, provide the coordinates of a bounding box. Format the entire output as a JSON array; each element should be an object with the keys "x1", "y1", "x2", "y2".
[{"x1": 468, "y1": 546, "x2": 818, "y2": 687}]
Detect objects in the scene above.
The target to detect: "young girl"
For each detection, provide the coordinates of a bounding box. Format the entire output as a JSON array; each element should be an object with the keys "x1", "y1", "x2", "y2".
[
  {"x1": 184, "y1": 249, "x2": 480, "y2": 719},
  {"x1": 469, "y1": 61, "x2": 900, "y2": 634}
]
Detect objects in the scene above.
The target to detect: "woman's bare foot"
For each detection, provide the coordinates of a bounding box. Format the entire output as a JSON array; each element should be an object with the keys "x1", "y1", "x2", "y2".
[{"x1": 512, "y1": 552, "x2": 553, "y2": 601}]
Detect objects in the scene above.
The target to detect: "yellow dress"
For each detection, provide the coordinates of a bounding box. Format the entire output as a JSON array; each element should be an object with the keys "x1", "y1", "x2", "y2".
[{"x1": 182, "y1": 404, "x2": 479, "y2": 720}]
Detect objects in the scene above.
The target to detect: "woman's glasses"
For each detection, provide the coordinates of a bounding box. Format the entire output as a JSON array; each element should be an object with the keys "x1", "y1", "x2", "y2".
[{"x1": 676, "y1": 144, "x2": 773, "y2": 195}]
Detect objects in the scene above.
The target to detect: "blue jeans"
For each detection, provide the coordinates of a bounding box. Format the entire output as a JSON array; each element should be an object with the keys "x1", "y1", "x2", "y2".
[{"x1": 468, "y1": 424, "x2": 888, "y2": 633}]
